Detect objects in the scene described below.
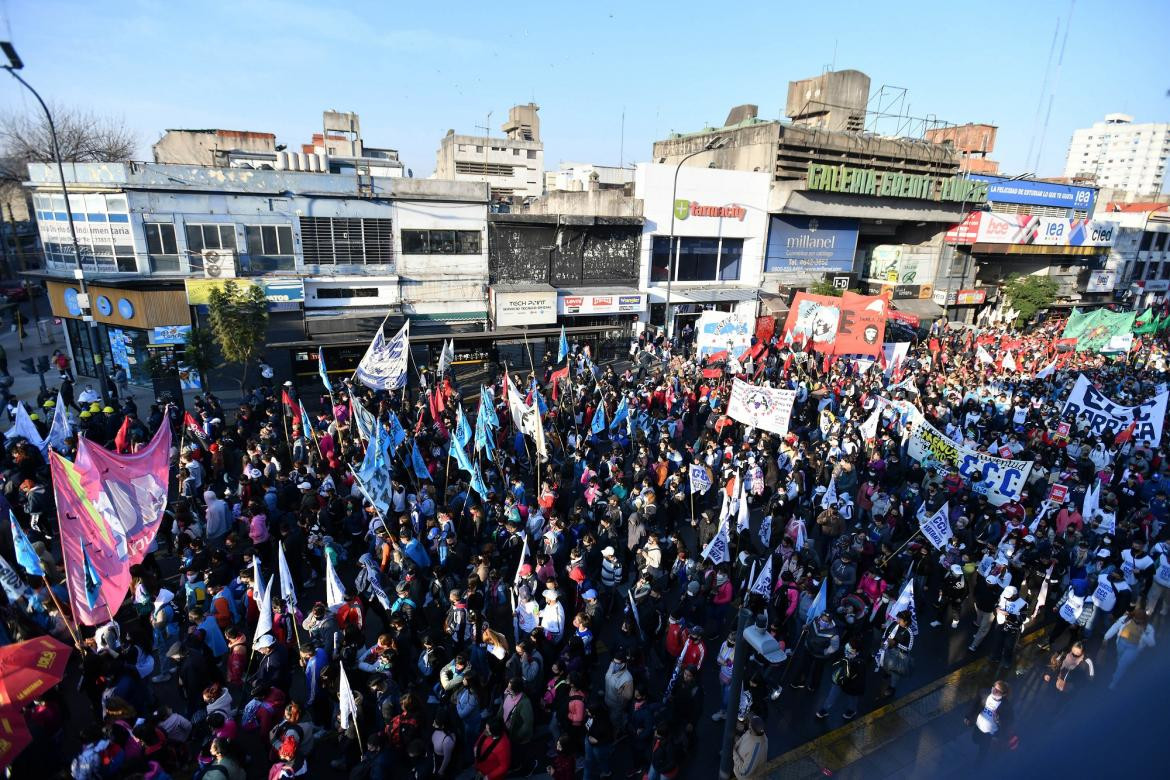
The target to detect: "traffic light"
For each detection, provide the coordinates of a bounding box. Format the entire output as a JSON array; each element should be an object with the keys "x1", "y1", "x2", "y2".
[
  {"x1": 19, "y1": 357, "x2": 34, "y2": 375},
  {"x1": 36, "y1": 355, "x2": 50, "y2": 374}
]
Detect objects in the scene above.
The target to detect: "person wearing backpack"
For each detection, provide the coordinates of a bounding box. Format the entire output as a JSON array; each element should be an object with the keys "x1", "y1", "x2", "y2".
[
  {"x1": 816, "y1": 642, "x2": 867, "y2": 720},
  {"x1": 201, "y1": 737, "x2": 245, "y2": 780}
]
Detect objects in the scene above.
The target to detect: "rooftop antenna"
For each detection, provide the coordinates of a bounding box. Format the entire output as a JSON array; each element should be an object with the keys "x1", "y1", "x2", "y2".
[{"x1": 475, "y1": 111, "x2": 492, "y2": 185}]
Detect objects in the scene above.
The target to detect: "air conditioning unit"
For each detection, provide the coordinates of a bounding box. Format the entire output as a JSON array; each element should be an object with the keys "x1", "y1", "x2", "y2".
[{"x1": 200, "y1": 250, "x2": 237, "y2": 279}]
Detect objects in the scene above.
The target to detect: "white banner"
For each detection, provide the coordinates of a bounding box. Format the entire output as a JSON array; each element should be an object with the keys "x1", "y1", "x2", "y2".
[
  {"x1": 355, "y1": 321, "x2": 410, "y2": 390},
  {"x1": 905, "y1": 412, "x2": 1033, "y2": 506},
  {"x1": 918, "y1": 502, "x2": 953, "y2": 550},
  {"x1": 688, "y1": 464, "x2": 712, "y2": 494},
  {"x1": 1061, "y1": 374, "x2": 1168, "y2": 446},
  {"x1": 726, "y1": 378, "x2": 797, "y2": 435},
  {"x1": 697, "y1": 310, "x2": 752, "y2": 362}
]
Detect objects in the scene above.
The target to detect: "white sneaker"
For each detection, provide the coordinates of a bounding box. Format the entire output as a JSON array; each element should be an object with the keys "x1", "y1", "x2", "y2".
[
  {"x1": 929, "y1": 620, "x2": 942, "y2": 628},
  {"x1": 711, "y1": 711, "x2": 726, "y2": 722},
  {"x1": 951, "y1": 619, "x2": 960, "y2": 628},
  {"x1": 770, "y1": 686, "x2": 784, "y2": 700}
]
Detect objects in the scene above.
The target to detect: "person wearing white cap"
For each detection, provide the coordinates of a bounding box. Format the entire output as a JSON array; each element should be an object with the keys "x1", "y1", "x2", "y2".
[
  {"x1": 987, "y1": 586, "x2": 1028, "y2": 669},
  {"x1": 931, "y1": 564, "x2": 967, "y2": 629},
  {"x1": 599, "y1": 546, "x2": 623, "y2": 616},
  {"x1": 539, "y1": 586, "x2": 565, "y2": 644},
  {"x1": 151, "y1": 588, "x2": 179, "y2": 682}
]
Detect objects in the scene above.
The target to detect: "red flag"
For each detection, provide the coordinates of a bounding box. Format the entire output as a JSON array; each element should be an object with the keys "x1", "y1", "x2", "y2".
[
  {"x1": 782, "y1": 354, "x2": 794, "y2": 377},
  {"x1": 822, "y1": 353, "x2": 831, "y2": 374},
  {"x1": 550, "y1": 367, "x2": 570, "y2": 401},
  {"x1": 701, "y1": 368, "x2": 723, "y2": 379},
  {"x1": 281, "y1": 389, "x2": 293, "y2": 408},
  {"x1": 929, "y1": 338, "x2": 940, "y2": 354},
  {"x1": 706, "y1": 350, "x2": 730, "y2": 364},
  {"x1": 183, "y1": 411, "x2": 206, "y2": 444},
  {"x1": 114, "y1": 416, "x2": 131, "y2": 454},
  {"x1": 1115, "y1": 421, "x2": 1138, "y2": 445}
]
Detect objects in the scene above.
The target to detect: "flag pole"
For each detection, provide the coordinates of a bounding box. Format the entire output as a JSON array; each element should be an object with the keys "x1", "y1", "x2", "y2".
[{"x1": 41, "y1": 575, "x2": 82, "y2": 648}]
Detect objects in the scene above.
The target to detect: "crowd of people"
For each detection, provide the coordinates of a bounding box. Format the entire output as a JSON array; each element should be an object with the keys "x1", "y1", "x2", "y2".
[{"x1": 0, "y1": 309, "x2": 1167, "y2": 780}]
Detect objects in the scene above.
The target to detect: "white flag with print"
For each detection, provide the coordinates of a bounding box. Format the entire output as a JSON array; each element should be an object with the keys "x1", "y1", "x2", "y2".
[
  {"x1": 325, "y1": 553, "x2": 347, "y2": 610},
  {"x1": 750, "y1": 556, "x2": 773, "y2": 596}
]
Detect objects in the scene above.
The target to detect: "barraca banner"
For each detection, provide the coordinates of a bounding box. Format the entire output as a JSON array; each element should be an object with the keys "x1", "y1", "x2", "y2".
[
  {"x1": 905, "y1": 415, "x2": 1033, "y2": 506},
  {"x1": 1061, "y1": 374, "x2": 1168, "y2": 446}
]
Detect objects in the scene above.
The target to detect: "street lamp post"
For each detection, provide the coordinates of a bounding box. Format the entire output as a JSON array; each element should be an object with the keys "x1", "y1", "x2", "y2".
[
  {"x1": 663, "y1": 136, "x2": 727, "y2": 341},
  {"x1": 2, "y1": 41, "x2": 110, "y2": 401}
]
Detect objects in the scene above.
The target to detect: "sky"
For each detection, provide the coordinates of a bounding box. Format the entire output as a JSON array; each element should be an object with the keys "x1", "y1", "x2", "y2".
[{"x1": 0, "y1": 0, "x2": 1167, "y2": 181}]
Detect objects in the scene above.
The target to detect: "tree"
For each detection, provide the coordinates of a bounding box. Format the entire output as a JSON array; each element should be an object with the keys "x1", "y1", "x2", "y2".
[
  {"x1": 206, "y1": 281, "x2": 268, "y2": 391},
  {"x1": 0, "y1": 103, "x2": 137, "y2": 187},
  {"x1": 807, "y1": 279, "x2": 845, "y2": 297},
  {"x1": 1002, "y1": 274, "x2": 1058, "y2": 327},
  {"x1": 183, "y1": 325, "x2": 217, "y2": 388}
]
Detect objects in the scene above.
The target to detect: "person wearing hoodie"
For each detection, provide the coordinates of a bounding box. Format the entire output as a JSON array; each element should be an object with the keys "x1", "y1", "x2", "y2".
[
  {"x1": 733, "y1": 715, "x2": 769, "y2": 779},
  {"x1": 816, "y1": 642, "x2": 867, "y2": 720},
  {"x1": 150, "y1": 589, "x2": 179, "y2": 682}
]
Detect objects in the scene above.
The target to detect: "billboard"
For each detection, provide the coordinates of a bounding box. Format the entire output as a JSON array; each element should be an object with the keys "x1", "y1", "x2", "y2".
[
  {"x1": 1085, "y1": 270, "x2": 1118, "y2": 293},
  {"x1": 492, "y1": 288, "x2": 557, "y2": 327},
  {"x1": 764, "y1": 215, "x2": 858, "y2": 273},
  {"x1": 184, "y1": 278, "x2": 305, "y2": 306},
  {"x1": 866, "y1": 245, "x2": 923, "y2": 285},
  {"x1": 970, "y1": 175, "x2": 1096, "y2": 212},
  {"x1": 955, "y1": 289, "x2": 987, "y2": 305},
  {"x1": 558, "y1": 292, "x2": 646, "y2": 316},
  {"x1": 948, "y1": 212, "x2": 1116, "y2": 247}
]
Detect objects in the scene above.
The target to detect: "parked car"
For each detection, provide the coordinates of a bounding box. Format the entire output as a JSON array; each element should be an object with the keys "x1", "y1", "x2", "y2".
[{"x1": 0, "y1": 282, "x2": 41, "y2": 302}]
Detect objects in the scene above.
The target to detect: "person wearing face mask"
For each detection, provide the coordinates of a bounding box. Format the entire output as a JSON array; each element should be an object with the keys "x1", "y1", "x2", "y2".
[
  {"x1": 816, "y1": 641, "x2": 866, "y2": 721},
  {"x1": 987, "y1": 586, "x2": 1028, "y2": 670},
  {"x1": 790, "y1": 611, "x2": 840, "y2": 693},
  {"x1": 603, "y1": 648, "x2": 633, "y2": 729},
  {"x1": 965, "y1": 680, "x2": 1014, "y2": 763}
]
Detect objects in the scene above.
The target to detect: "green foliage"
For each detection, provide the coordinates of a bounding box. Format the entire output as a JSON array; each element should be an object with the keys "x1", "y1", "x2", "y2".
[
  {"x1": 183, "y1": 325, "x2": 218, "y2": 386},
  {"x1": 1003, "y1": 274, "x2": 1058, "y2": 327},
  {"x1": 807, "y1": 279, "x2": 845, "y2": 297},
  {"x1": 206, "y1": 281, "x2": 268, "y2": 389}
]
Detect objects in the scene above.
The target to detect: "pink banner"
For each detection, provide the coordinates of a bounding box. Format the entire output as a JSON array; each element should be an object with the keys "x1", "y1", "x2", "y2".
[
  {"x1": 75, "y1": 421, "x2": 172, "y2": 565},
  {"x1": 51, "y1": 451, "x2": 132, "y2": 625}
]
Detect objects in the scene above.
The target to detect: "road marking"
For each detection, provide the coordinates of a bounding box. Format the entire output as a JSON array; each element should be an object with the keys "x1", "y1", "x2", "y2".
[{"x1": 761, "y1": 628, "x2": 1044, "y2": 779}]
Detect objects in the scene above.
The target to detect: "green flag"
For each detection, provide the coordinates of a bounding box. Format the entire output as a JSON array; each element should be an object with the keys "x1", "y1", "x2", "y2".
[{"x1": 1077, "y1": 309, "x2": 1137, "y2": 352}]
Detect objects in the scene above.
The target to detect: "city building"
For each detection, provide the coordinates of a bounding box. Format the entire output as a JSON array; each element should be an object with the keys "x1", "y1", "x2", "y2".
[
  {"x1": 1063, "y1": 113, "x2": 1170, "y2": 196},
  {"x1": 1095, "y1": 202, "x2": 1170, "y2": 309},
  {"x1": 544, "y1": 162, "x2": 635, "y2": 193},
  {"x1": 925, "y1": 123, "x2": 1000, "y2": 174},
  {"x1": 434, "y1": 103, "x2": 544, "y2": 201},
  {"x1": 943, "y1": 176, "x2": 1112, "y2": 315},
  {"x1": 24, "y1": 160, "x2": 488, "y2": 389},
  {"x1": 785, "y1": 70, "x2": 870, "y2": 133},
  {"x1": 487, "y1": 186, "x2": 645, "y2": 366},
  {"x1": 652, "y1": 73, "x2": 981, "y2": 326},
  {"x1": 152, "y1": 128, "x2": 277, "y2": 167}
]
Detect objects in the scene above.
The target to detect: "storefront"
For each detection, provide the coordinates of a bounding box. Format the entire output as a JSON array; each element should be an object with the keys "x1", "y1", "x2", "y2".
[
  {"x1": 47, "y1": 280, "x2": 191, "y2": 386},
  {"x1": 635, "y1": 164, "x2": 770, "y2": 335}
]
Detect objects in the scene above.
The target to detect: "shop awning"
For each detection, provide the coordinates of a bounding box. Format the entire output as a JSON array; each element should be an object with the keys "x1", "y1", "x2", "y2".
[
  {"x1": 759, "y1": 292, "x2": 789, "y2": 316},
  {"x1": 556, "y1": 285, "x2": 642, "y2": 298},
  {"x1": 651, "y1": 285, "x2": 759, "y2": 304},
  {"x1": 891, "y1": 298, "x2": 946, "y2": 319}
]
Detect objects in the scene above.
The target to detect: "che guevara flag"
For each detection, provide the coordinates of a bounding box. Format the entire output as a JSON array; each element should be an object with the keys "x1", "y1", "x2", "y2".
[
  {"x1": 782, "y1": 291, "x2": 886, "y2": 357},
  {"x1": 51, "y1": 450, "x2": 133, "y2": 625}
]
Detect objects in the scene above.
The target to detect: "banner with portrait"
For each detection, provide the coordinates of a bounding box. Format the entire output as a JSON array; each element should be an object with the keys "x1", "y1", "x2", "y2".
[
  {"x1": 782, "y1": 292, "x2": 886, "y2": 357},
  {"x1": 726, "y1": 378, "x2": 797, "y2": 435}
]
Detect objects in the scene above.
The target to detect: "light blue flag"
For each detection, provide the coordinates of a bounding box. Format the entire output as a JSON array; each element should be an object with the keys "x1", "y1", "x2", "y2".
[
  {"x1": 532, "y1": 390, "x2": 548, "y2": 417},
  {"x1": 357, "y1": 426, "x2": 392, "y2": 513},
  {"x1": 10, "y1": 511, "x2": 44, "y2": 577},
  {"x1": 805, "y1": 579, "x2": 828, "y2": 626},
  {"x1": 450, "y1": 436, "x2": 474, "y2": 475},
  {"x1": 82, "y1": 546, "x2": 103, "y2": 609},
  {"x1": 558, "y1": 325, "x2": 569, "y2": 363},
  {"x1": 470, "y1": 463, "x2": 489, "y2": 499},
  {"x1": 590, "y1": 402, "x2": 606, "y2": 435},
  {"x1": 479, "y1": 386, "x2": 499, "y2": 429},
  {"x1": 318, "y1": 347, "x2": 333, "y2": 394},
  {"x1": 411, "y1": 440, "x2": 431, "y2": 482},
  {"x1": 387, "y1": 411, "x2": 407, "y2": 449},
  {"x1": 455, "y1": 406, "x2": 473, "y2": 448},
  {"x1": 351, "y1": 397, "x2": 377, "y2": 443},
  {"x1": 609, "y1": 395, "x2": 629, "y2": 431}
]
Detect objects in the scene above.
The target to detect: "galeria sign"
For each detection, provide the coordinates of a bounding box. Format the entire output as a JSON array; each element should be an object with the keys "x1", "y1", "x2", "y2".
[
  {"x1": 1061, "y1": 374, "x2": 1168, "y2": 446},
  {"x1": 806, "y1": 163, "x2": 989, "y2": 204}
]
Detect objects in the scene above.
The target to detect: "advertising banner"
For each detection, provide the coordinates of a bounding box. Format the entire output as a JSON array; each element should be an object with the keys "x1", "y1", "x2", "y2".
[
  {"x1": 866, "y1": 245, "x2": 922, "y2": 285},
  {"x1": 1061, "y1": 374, "x2": 1168, "y2": 446},
  {"x1": 185, "y1": 278, "x2": 305, "y2": 306},
  {"x1": 782, "y1": 291, "x2": 886, "y2": 357},
  {"x1": 558, "y1": 293, "x2": 646, "y2": 316},
  {"x1": 970, "y1": 174, "x2": 1096, "y2": 212},
  {"x1": 905, "y1": 414, "x2": 1033, "y2": 506},
  {"x1": 764, "y1": 215, "x2": 858, "y2": 273},
  {"x1": 697, "y1": 311, "x2": 753, "y2": 362},
  {"x1": 492, "y1": 288, "x2": 557, "y2": 326},
  {"x1": 726, "y1": 378, "x2": 797, "y2": 434},
  {"x1": 1085, "y1": 270, "x2": 1118, "y2": 293},
  {"x1": 970, "y1": 213, "x2": 1116, "y2": 247}
]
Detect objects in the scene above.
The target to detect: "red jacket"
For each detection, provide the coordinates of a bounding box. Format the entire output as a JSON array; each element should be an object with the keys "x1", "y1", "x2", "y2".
[
  {"x1": 665, "y1": 622, "x2": 688, "y2": 658},
  {"x1": 474, "y1": 733, "x2": 512, "y2": 780}
]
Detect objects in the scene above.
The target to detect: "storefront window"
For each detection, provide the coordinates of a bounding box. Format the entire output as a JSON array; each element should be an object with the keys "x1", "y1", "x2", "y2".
[
  {"x1": 651, "y1": 236, "x2": 746, "y2": 282},
  {"x1": 676, "y1": 238, "x2": 719, "y2": 281},
  {"x1": 651, "y1": 236, "x2": 673, "y2": 282},
  {"x1": 719, "y1": 239, "x2": 743, "y2": 280}
]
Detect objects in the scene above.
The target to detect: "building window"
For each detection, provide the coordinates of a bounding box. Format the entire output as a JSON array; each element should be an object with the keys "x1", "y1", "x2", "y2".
[
  {"x1": 299, "y1": 217, "x2": 394, "y2": 266},
  {"x1": 651, "y1": 236, "x2": 745, "y2": 282},
  {"x1": 527, "y1": 150, "x2": 537, "y2": 159},
  {"x1": 145, "y1": 222, "x2": 180, "y2": 272},
  {"x1": 316, "y1": 287, "x2": 379, "y2": 299},
  {"x1": 244, "y1": 224, "x2": 295, "y2": 272},
  {"x1": 186, "y1": 224, "x2": 237, "y2": 253},
  {"x1": 1140, "y1": 232, "x2": 1154, "y2": 251},
  {"x1": 401, "y1": 229, "x2": 481, "y2": 255},
  {"x1": 455, "y1": 161, "x2": 514, "y2": 177}
]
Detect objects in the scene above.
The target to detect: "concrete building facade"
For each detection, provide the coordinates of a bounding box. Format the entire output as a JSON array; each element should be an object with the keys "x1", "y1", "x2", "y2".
[
  {"x1": 1063, "y1": 114, "x2": 1170, "y2": 196},
  {"x1": 434, "y1": 103, "x2": 544, "y2": 200}
]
